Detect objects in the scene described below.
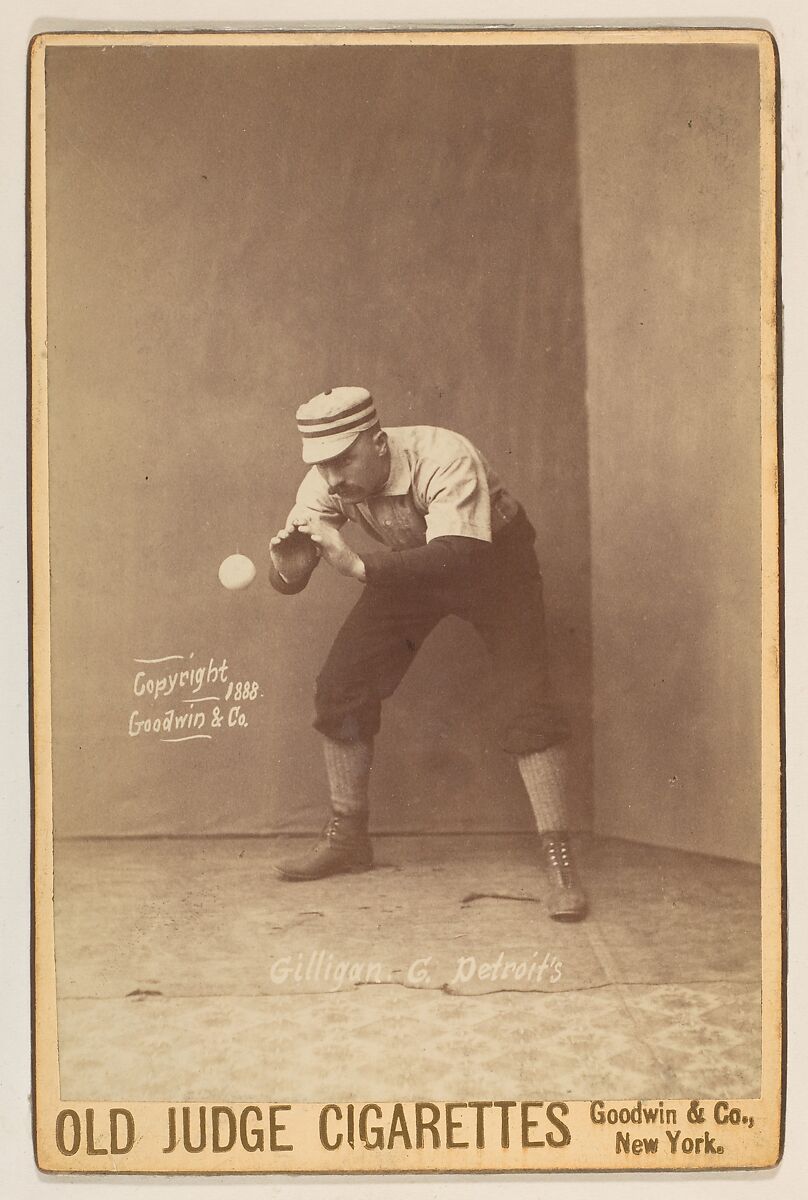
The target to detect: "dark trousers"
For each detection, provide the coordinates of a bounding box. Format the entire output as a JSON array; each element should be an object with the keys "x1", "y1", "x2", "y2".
[{"x1": 314, "y1": 509, "x2": 568, "y2": 754}]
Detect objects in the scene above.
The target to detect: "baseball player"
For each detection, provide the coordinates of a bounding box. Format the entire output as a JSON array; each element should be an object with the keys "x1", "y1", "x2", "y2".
[{"x1": 268, "y1": 386, "x2": 588, "y2": 921}]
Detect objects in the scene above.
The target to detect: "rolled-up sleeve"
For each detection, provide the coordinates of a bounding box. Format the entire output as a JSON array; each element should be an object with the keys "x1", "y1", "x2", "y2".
[{"x1": 418, "y1": 455, "x2": 493, "y2": 543}]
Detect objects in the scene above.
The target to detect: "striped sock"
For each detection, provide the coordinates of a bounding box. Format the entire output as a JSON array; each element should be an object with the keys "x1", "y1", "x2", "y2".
[
  {"x1": 322, "y1": 736, "x2": 373, "y2": 815},
  {"x1": 517, "y1": 744, "x2": 570, "y2": 833}
]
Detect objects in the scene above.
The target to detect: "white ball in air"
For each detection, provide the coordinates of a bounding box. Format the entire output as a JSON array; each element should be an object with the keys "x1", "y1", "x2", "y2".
[{"x1": 218, "y1": 553, "x2": 256, "y2": 590}]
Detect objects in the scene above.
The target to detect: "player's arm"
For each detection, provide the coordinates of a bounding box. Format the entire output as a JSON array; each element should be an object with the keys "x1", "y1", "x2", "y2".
[
  {"x1": 295, "y1": 520, "x2": 490, "y2": 585},
  {"x1": 360, "y1": 535, "x2": 490, "y2": 586},
  {"x1": 360, "y1": 454, "x2": 493, "y2": 587},
  {"x1": 269, "y1": 473, "x2": 346, "y2": 595}
]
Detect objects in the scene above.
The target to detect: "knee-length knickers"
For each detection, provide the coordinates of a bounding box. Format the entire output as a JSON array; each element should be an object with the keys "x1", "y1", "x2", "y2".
[{"x1": 313, "y1": 508, "x2": 568, "y2": 754}]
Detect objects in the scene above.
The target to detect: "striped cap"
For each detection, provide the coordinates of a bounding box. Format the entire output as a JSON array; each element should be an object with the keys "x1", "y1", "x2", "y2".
[{"x1": 295, "y1": 386, "x2": 379, "y2": 464}]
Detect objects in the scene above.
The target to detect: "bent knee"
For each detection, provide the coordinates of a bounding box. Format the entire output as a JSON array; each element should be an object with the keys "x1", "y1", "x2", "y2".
[
  {"x1": 314, "y1": 675, "x2": 381, "y2": 741},
  {"x1": 498, "y1": 708, "x2": 570, "y2": 755}
]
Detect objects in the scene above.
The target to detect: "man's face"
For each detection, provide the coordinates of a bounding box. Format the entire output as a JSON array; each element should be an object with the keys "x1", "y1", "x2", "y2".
[{"x1": 315, "y1": 430, "x2": 389, "y2": 503}]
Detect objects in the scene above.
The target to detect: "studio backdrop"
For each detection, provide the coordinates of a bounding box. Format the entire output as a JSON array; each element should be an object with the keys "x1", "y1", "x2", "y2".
[{"x1": 43, "y1": 42, "x2": 760, "y2": 862}]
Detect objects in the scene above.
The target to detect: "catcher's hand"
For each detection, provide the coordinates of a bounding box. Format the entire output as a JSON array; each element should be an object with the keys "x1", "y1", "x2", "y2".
[
  {"x1": 269, "y1": 524, "x2": 320, "y2": 583},
  {"x1": 293, "y1": 516, "x2": 366, "y2": 581}
]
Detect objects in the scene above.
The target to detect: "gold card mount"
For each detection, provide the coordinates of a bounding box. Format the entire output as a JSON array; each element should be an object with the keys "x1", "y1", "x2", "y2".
[{"x1": 29, "y1": 27, "x2": 780, "y2": 1174}]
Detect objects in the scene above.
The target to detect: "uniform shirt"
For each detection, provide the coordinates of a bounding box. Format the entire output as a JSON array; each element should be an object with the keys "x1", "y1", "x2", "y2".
[{"x1": 287, "y1": 426, "x2": 519, "y2": 550}]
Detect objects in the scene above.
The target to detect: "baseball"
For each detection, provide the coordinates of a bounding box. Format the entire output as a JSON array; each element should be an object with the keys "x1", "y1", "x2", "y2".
[{"x1": 218, "y1": 553, "x2": 256, "y2": 590}]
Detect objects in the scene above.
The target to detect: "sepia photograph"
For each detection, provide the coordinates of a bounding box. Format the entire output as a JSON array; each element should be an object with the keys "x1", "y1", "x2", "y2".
[{"x1": 29, "y1": 27, "x2": 780, "y2": 1173}]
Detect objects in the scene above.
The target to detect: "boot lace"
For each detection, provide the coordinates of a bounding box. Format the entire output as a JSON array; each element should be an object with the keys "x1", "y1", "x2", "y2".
[
  {"x1": 545, "y1": 837, "x2": 577, "y2": 888},
  {"x1": 322, "y1": 813, "x2": 366, "y2": 842}
]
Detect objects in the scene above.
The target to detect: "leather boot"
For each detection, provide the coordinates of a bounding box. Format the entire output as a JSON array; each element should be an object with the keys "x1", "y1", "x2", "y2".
[
  {"x1": 274, "y1": 812, "x2": 373, "y2": 881},
  {"x1": 540, "y1": 832, "x2": 588, "y2": 921}
]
